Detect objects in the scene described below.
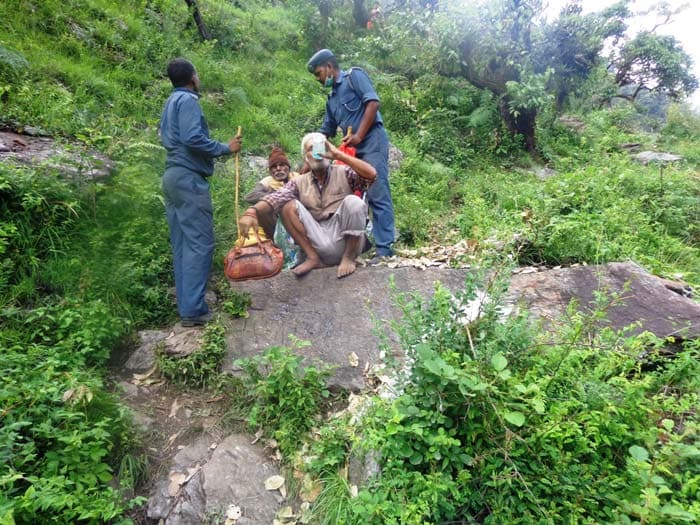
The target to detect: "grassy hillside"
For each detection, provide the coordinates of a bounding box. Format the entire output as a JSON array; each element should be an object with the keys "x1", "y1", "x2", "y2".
[{"x1": 1, "y1": 0, "x2": 699, "y2": 523}]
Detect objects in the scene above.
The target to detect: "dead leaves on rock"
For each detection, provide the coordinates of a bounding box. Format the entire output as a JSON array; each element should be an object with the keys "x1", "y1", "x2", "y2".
[
  {"x1": 167, "y1": 465, "x2": 200, "y2": 497},
  {"x1": 62, "y1": 384, "x2": 93, "y2": 404},
  {"x1": 264, "y1": 474, "x2": 286, "y2": 492},
  {"x1": 224, "y1": 504, "x2": 242, "y2": 525},
  {"x1": 361, "y1": 238, "x2": 477, "y2": 269}
]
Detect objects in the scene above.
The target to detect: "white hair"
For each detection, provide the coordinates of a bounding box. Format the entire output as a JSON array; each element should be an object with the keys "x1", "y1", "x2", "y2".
[{"x1": 301, "y1": 132, "x2": 325, "y2": 157}]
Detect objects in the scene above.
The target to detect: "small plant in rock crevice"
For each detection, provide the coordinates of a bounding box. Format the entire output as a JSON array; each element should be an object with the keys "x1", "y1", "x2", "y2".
[
  {"x1": 235, "y1": 337, "x2": 333, "y2": 457},
  {"x1": 157, "y1": 319, "x2": 227, "y2": 389}
]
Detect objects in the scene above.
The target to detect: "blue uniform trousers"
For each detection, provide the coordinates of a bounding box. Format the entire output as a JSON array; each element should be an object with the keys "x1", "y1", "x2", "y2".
[
  {"x1": 162, "y1": 168, "x2": 214, "y2": 318},
  {"x1": 357, "y1": 126, "x2": 395, "y2": 256}
]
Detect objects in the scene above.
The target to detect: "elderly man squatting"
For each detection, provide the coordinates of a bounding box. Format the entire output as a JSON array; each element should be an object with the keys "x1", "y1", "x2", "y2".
[{"x1": 238, "y1": 133, "x2": 376, "y2": 279}]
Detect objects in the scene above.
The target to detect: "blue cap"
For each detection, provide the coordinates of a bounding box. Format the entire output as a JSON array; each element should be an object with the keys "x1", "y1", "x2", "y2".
[{"x1": 307, "y1": 49, "x2": 335, "y2": 73}]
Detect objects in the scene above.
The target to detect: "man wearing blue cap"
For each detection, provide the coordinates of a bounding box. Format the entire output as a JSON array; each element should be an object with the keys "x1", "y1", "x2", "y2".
[{"x1": 306, "y1": 49, "x2": 395, "y2": 262}]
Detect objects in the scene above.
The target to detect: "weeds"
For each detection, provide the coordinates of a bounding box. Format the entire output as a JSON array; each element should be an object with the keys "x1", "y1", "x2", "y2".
[
  {"x1": 157, "y1": 318, "x2": 227, "y2": 389},
  {"x1": 303, "y1": 277, "x2": 700, "y2": 524},
  {"x1": 235, "y1": 338, "x2": 332, "y2": 457}
]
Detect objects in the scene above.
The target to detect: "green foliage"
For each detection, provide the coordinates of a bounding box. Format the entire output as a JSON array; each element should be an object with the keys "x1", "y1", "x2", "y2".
[
  {"x1": 236, "y1": 338, "x2": 332, "y2": 457},
  {"x1": 0, "y1": 339, "x2": 138, "y2": 523},
  {"x1": 0, "y1": 0, "x2": 699, "y2": 522},
  {"x1": 158, "y1": 319, "x2": 227, "y2": 388},
  {"x1": 614, "y1": 32, "x2": 699, "y2": 100},
  {"x1": 0, "y1": 164, "x2": 81, "y2": 304},
  {"x1": 663, "y1": 103, "x2": 700, "y2": 139},
  {"x1": 215, "y1": 281, "x2": 252, "y2": 318},
  {"x1": 306, "y1": 277, "x2": 700, "y2": 524},
  {"x1": 512, "y1": 159, "x2": 700, "y2": 283},
  {"x1": 0, "y1": 45, "x2": 28, "y2": 84}
]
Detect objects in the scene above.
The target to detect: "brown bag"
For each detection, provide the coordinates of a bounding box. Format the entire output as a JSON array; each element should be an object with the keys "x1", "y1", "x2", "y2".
[{"x1": 224, "y1": 228, "x2": 283, "y2": 281}]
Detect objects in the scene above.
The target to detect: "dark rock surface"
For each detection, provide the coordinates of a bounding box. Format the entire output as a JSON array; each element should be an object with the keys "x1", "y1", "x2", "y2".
[
  {"x1": 147, "y1": 434, "x2": 282, "y2": 524},
  {"x1": 0, "y1": 130, "x2": 114, "y2": 179},
  {"x1": 507, "y1": 261, "x2": 700, "y2": 340},
  {"x1": 223, "y1": 262, "x2": 699, "y2": 391},
  {"x1": 224, "y1": 266, "x2": 470, "y2": 391}
]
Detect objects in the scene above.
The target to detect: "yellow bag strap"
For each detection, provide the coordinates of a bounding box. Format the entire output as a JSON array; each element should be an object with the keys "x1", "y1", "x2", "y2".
[{"x1": 232, "y1": 127, "x2": 268, "y2": 245}]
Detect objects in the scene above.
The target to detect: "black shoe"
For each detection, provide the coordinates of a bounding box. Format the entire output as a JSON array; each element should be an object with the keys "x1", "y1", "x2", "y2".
[
  {"x1": 367, "y1": 255, "x2": 389, "y2": 266},
  {"x1": 181, "y1": 312, "x2": 213, "y2": 327}
]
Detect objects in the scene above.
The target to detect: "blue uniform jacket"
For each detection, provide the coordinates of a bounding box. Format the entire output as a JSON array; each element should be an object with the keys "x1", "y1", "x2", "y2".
[
  {"x1": 159, "y1": 88, "x2": 230, "y2": 177},
  {"x1": 319, "y1": 69, "x2": 384, "y2": 141}
]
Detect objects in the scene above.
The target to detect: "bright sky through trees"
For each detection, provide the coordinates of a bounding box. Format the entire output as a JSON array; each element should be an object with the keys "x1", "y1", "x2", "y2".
[{"x1": 544, "y1": 0, "x2": 700, "y2": 107}]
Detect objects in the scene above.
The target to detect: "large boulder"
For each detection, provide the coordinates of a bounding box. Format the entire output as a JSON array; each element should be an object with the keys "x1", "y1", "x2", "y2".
[
  {"x1": 224, "y1": 266, "x2": 469, "y2": 391},
  {"x1": 147, "y1": 433, "x2": 283, "y2": 525},
  {"x1": 224, "y1": 262, "x2": 700, "y2": 392},
  {"x1": 507, "y1": 261, "x2": 699, "y2": 341}
]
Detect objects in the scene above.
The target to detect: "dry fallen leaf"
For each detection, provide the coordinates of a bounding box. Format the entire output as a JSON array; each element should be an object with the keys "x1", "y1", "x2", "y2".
[
  {"x1": 250, "y1": 428, "x2": 264, "y2": 445},
  {"x1": 264, "y1": 475, "x2": 286, "y2": 491},
  {"x1": 168, "y1": 398, "x2": 180, "y2": 418},
  {"x1": 300, "y1": 475, "x2": 323, "y2": 503},
  {"x1": 133, "y1": 364, "x2": 158, "y2": 382},
  {"x1": 225, "y1": 504, "x2": 242, "y2": 523},
  {"x1": 165, "y1": 430, "x2": 182, "y2": 450},
  {"x1": 276, "y1": 506, "x2": 295, "y2": 519},
  {"x1": 167, "y1": 472, "x2": 187, "y2": 496}
]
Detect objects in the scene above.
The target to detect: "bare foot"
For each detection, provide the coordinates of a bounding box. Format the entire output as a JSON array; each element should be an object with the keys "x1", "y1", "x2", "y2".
[
  {"x1": 337, "y1": 257, "x2": 357, "y2": 279},
  {"x1": 292, "y1": 257, "x2": 323, "y2": 277}
]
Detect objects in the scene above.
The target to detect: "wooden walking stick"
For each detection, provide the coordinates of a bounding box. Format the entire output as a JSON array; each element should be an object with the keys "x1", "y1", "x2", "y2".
[{"x1": 234, "y1": 126, "x2": 242, "y2": 239}]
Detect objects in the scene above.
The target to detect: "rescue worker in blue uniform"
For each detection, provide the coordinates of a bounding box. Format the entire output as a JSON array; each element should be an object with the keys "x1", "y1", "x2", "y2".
[
  {"x1": 307, "y1": 49, "x2": 395, "y2": 262},
  {"x1": 159, "y1": 58, "x2": 242, "y2": 326}
]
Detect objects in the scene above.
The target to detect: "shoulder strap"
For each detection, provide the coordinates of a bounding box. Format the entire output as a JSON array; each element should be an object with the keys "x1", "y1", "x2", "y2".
[{"x1": 346, "y1": 67, "x2": 364, "y2": 98}]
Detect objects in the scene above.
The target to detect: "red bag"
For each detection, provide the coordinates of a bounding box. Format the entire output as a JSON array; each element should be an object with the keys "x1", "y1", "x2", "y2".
[
  {"x1": 224, "y1": 228, "x2": 283, "y2": 282},
  {"x1": 335, "y1": 126, "x2": 357, "y2": 166}
]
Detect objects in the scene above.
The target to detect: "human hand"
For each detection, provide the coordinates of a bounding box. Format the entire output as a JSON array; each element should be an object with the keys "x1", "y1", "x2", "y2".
[
  {"x1": 322, "y1": 139, "x2": 339, "y2": 159},
  {"x1": 228, "y1": 135, "x2": 242, "y2": 154},
  {"x1": 341, "y1": 133, "x2": 361, "y2": 147},
  {"x1": 239, "y1": 213, "x2": 258, "y2": 240}
]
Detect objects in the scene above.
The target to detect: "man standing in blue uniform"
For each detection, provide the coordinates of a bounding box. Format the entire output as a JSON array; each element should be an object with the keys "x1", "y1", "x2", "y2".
[
  {"x1": 306, "y1": 49, "x2": 395, "y2": 261},
  {"x1": 159, "y1": 58, "x2": 242, "y2": 327}
]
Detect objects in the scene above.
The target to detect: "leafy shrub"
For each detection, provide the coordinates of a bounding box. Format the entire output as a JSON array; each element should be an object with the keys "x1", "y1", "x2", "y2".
[
  {"x1": 158, "y1": 319, "x2": 227, "y2": 388},
  {"x1": 307, "y1": 277, "x2": 700, "y2": 524},
  {"x1": 662, "y1": 103, "x2": 700, "y2": 139},
  {"x1": 513, "y1": 163, "x2": 700, "y2": 283},
  {"x1": 0, "y1": 45, "x2": 28, "y2": 83},
  {"x1": 390, "y1": 150, "x2": 455, "y2": 244},
  {"x1": 0, "y1": 164, "x2": 83, "y2": 304},
  {"x1": 0, "y1": 339, "x2": 137, "y2": 523},
  {"x1": 236, "y1": 339, "x2": 331, "y2": 457}
]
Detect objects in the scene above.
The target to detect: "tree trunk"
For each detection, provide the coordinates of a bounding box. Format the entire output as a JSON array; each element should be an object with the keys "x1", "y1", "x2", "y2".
[
  {"x1": 184, "y1": 0, "x2": 211, "y2": 41},
  {"x1": 499, "y1": 98, "x2": 537, "y2": 153},
  {"x1": 353, "y1": 0, "x2": 369, "y2": 28}
]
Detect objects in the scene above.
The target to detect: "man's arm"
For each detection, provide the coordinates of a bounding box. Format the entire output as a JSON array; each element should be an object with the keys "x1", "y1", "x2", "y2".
[
  {"x1": 239, "y1": 180, "x2": 299, "y2": 238},
  {"x1": 325, "y1": 140, "x2": 376, "y2": 183}
]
